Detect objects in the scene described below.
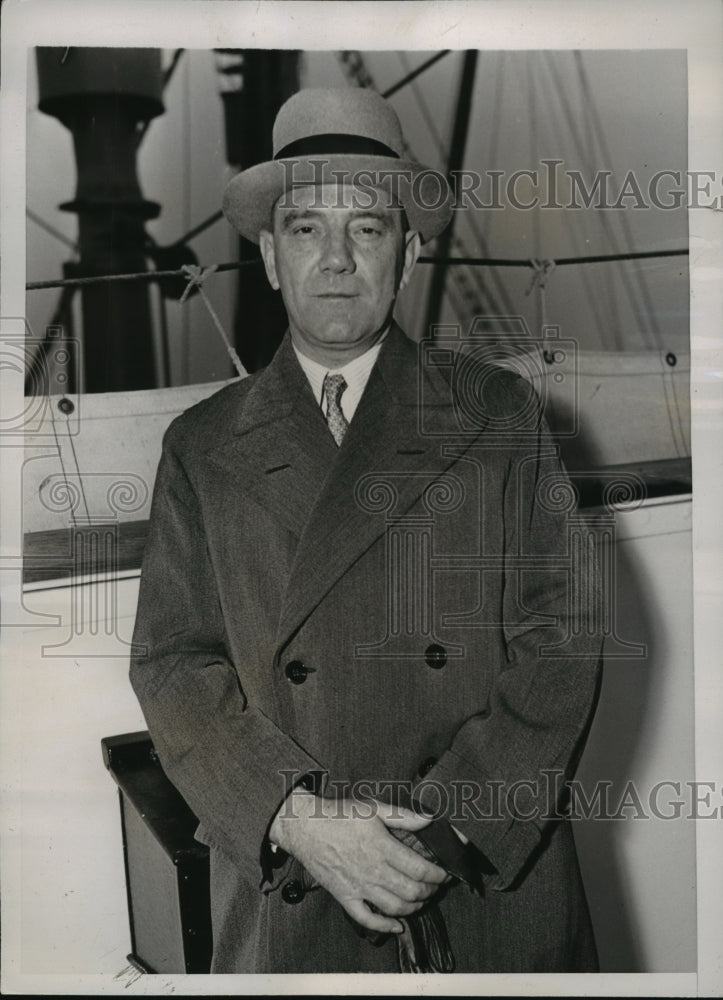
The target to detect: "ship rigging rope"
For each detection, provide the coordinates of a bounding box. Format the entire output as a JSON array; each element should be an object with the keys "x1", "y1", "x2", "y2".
[
  {"x1": 382, "y1": 49, "x2": 452, "y2": 97},
  {"x1": 24, "y1": 247, "x2": 690, "y2": 292},
  {"x1": 179, "y1": 265, "x2": 248, "y2": 378},
  {"x1": 25, "y1": 247, "x2": 689, "y2": 389},
  {"x1": 545, "y1": 51, "x2": 662, "y2": 352},
  {"x1": 338, "y1": 50, "x2": 480, "y2": 326},
  {"x1": 536, "y1": 54, "x2": 615, "y2": 349},
  {"x1": 525, "y1": 259, "x2": 556, "y2": 330},
  {"x1": 572, "y1": 49, "x2": 661, "y2": 349},
  {"x1": 26, "y1": 209, "x2": 79, "y2": 254},
  {"x1": 381, "y1": 50, "x2": 451, "y2": 99},
  {"x1": 170, "y1": 208, "x2": 224, "y2": 246},
  {"x1": 395, "y1": 51, "x2": 514, "y2": 318},
  {"x1": 32, "y1": 249, "x2": 688, "y2": 528}
]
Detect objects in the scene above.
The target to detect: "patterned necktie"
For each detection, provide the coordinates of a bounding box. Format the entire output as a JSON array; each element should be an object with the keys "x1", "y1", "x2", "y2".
[{"x1": 323, "y1": 372, "x2": 349, "y2": 446}]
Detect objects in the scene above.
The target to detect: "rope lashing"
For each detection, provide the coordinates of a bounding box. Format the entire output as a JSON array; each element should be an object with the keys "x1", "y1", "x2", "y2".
[
  {"x1": 26, "y1": 259, "x2": 258, "y2": 292},
  {"x1": 525, "y1": 258, "x2": 556, "y2": 329},
  {"x1": 382, "y1": 50, "x2": 451, "y2": 99},
  {"x1": 26, "y1": 248, "x2": 688, "y2": 292},
  {"x1": 180, "y1": 264, "x2": 248, "y2": 379}
]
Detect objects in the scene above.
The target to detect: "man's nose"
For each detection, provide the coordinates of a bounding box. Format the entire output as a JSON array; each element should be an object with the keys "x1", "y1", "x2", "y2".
[{"x1": 319, "y1": 230, "x2": 355, "y2": 274}]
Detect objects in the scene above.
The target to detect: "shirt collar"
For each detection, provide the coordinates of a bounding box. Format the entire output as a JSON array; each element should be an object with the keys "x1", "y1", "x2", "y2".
[{"x1": 292, "y1": 330, "x2": 388, "y2": 416}]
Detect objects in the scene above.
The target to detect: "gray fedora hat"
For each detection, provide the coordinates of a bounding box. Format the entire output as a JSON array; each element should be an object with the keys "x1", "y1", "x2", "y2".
[{"x1": 222, "y1": 87, "x2": 453, "y2": 244}]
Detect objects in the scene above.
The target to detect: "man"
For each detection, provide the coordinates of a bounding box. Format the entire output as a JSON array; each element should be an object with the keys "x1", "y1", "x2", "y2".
[{"x1": 130, "y1": 87, "x2": 603, "y2": 974}]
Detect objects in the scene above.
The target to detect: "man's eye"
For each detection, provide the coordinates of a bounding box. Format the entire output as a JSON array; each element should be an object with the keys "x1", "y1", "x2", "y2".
[
  {"x1": 292, "y1": 225, "x2": 316, "y2": 235},
  {"x1": 354, "y1": 225, "x2": 382, "y2": 237}
]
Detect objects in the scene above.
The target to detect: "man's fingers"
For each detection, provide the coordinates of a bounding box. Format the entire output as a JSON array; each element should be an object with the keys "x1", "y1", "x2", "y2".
[
  {"x1": 385, "y1": 837, "x2": 449, "y2": 884},
  {"x1": 366, "y1": 885, "x2": 425, "y2": 918},
  {"x1": 345, "y1": 898, "x2": 403, "y2": 935},
  {"x1": 376, "y1": 799, "x2": 434, "y2": 832},
  {"x1": 377, "y1": 864, "x2": 440, "y2": 902}
]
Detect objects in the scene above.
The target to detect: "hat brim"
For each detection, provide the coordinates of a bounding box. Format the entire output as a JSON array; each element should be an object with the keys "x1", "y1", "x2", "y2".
[{"x1": 222, "y1": 155, "x2": 453, "y2": 245}]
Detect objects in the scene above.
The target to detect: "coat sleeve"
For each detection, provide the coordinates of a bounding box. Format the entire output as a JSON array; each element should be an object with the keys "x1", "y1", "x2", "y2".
[
  {"x1": 129, "y1": 420, "x2": 323, "y2": 888},
  {"x1": 412, "y1": 375, "x2": 604, "y2": 890}
]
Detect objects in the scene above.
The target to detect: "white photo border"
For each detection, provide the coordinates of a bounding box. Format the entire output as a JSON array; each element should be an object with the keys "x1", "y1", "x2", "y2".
[{"x1": 1, "y1": 1, "x2": 721, "y2": 995}]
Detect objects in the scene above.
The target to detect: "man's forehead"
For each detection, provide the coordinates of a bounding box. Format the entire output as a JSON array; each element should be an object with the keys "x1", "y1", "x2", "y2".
[{"x1": 273, "y1": 181, "x2": 403, "y2": 218}]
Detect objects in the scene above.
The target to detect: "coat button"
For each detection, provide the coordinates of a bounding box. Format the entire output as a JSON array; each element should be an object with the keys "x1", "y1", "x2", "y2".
[
  {"x1": 285, "y1": 660, "x2": 309, "y2": 684},
  {"x1": 419, "y1": 756, "x2": 438, "y2": 777},
  {"x1": 281, "y1": 880, "x2": 305, "y2": 904},
  {"x1": 424, "y1": 644, "x2": 447, "y2": 669}
]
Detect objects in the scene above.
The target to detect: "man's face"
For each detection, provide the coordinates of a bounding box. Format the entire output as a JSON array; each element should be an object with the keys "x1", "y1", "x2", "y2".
[{"x1": 259, "y1": 183, "x2": 420, "y2": 365}]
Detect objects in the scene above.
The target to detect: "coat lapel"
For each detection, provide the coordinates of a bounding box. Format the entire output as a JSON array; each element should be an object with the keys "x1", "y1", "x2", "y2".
[
  {"x1": 205, "y1": 336, "x2": 338, "y2": 539},
  {"x1": 276, "y1": 325, "x2": 481, "y2": 649}
]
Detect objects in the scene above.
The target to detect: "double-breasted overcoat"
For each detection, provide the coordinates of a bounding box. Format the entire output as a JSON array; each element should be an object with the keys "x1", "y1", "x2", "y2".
[{"x1": 130, "y1": 324, "x2": 603, "y2": 973}]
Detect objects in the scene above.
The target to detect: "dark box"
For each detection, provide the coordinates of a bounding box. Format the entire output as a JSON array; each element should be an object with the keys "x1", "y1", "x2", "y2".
[{"x1": 101, "y1": 731, "x2": 212, "y2": 974}]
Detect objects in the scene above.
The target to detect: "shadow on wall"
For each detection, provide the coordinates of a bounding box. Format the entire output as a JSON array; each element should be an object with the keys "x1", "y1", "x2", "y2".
[
  {"x1": 573, "y1": 524, "x2": 694, "y2": 972},
  {"x1": 548, "y1": 379, "x2": 695, "y2": 972},
  {"x1": 576, "y1": 536, "x2": 654, "y2": 972}
]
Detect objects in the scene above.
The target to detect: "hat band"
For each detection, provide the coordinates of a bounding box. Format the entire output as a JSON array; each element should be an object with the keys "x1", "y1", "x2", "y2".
[{"x1": 274, "y1": 133, "x2": 400, "y2": 160}]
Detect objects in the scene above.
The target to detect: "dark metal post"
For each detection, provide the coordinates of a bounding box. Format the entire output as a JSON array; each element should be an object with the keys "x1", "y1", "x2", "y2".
[
  {"x1": 36, "y1": 48, "x2": 164, "y2": 392},
  {"x1": 425, "y1": 50, "x2": 479, "y2": 334},
  {"x1": 215, "y1": 50, "x2": 299, "y2": 373}
]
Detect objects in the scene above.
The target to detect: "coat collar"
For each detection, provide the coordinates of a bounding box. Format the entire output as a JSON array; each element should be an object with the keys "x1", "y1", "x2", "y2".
[
  {"x1": 206, "y1": 334, "x2": 338, "y2": 538},
  {"x1": 273, "y1": 324, "x2": 481, "y2": 651},
  {"x1": 207, "y1": 324, "x2": 483, "y2": 653}
]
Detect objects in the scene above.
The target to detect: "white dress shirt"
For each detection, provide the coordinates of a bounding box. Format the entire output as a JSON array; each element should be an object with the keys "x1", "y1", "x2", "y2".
[{"x1": 292, "y1": 334, "x2": 387, "y2": 424}]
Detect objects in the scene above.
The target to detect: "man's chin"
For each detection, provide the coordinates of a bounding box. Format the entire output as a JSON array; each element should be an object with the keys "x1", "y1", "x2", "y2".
[
  {"x1": 317, "y1": 327, "x2": 370, "y2": 347},
  {"x1": 293, "y1": 324, "x2": 386, "y2": 358}
]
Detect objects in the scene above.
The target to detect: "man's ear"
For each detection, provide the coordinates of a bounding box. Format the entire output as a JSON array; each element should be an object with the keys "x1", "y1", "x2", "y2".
[
  {"x1": 398, "y1": 230, "x2": 422, "y2": 292},
  {"x1": 259, "y1": 229, "x2": 280, "y2": 290}
]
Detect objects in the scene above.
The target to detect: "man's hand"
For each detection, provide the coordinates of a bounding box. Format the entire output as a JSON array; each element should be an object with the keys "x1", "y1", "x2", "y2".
[{"x1": 269, "y1": 791, "x2": 449, "y2": 935}]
